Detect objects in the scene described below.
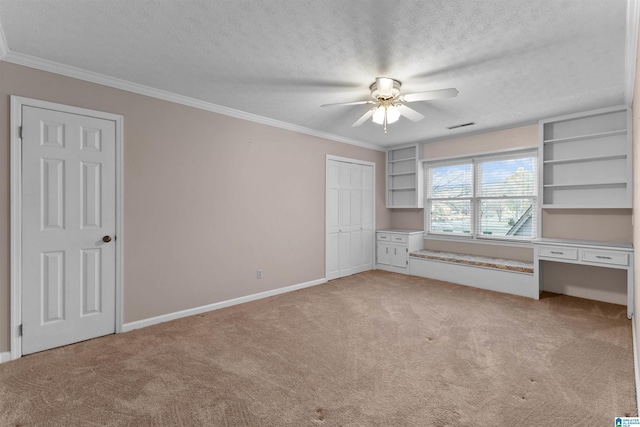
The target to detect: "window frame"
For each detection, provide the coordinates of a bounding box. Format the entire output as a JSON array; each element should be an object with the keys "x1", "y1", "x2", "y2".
[{"x1": 423, "y1": 148, "x2": 538, "y2": 243}]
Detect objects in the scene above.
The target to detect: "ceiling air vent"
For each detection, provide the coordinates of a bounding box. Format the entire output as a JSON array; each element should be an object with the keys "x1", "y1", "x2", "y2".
[{"x1": 447, "y1": 122, "x2": 475, "y2": 130}]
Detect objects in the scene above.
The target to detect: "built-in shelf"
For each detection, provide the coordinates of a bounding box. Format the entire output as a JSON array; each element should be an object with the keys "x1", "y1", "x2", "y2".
[
  {"x1": 542, "y1": 129, "x2": 626, "y2": 144},
  {"x1": 389, "y1": 186, "x2": 417, "y2": 191},
  {"x1": 389, "y1": 171, "x2": 417, "y2": 177},
  {"x1": 542, "y1": 154, "x2": 626, "y2": 165},
  {"x1": 539, "y1": 106, "x2": 631, "y2": 209},
  {"x1": 541, "y1": 204, "x2": 631, "y2": 209},
  {"x1": 543, "y1": 181, "x2": 627, "y2": 189},
  {"x1": 386, "y1": 144, "x2": 424, "y2": 208},
  {"x1": 388, "y1": 157, "x2": 417, "y2": 163}
]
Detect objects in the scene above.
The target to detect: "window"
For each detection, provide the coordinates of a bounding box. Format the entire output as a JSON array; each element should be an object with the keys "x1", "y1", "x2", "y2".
[{"x1": 424, "y1": 150, "x2": 537, "y2": 240}]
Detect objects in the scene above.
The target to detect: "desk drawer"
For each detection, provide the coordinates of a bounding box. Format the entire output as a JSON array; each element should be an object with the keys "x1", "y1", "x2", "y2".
[
  {"x1": 538, "y1": 246, "x2": 578, "y2": 260},
  {"x1": 377, "y1": 233, "x2": 391, "y2": 241},
  {"x1": 389, "y1": 234, "x2": 408, "y2": 244},
  {"x1": 582, "y1": 250, "x2": 628, "y2": 266}
]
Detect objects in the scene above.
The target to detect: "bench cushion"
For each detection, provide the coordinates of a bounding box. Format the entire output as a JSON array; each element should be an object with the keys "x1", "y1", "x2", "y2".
[{"x1": 409, "y1": 250, "x2": 534, "y2": 274}]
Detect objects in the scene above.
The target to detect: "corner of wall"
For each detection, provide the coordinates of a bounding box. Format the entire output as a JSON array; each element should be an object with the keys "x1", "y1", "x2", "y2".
[{"x1": 630, "y1": 0, "x2": 640, "y2": 412}]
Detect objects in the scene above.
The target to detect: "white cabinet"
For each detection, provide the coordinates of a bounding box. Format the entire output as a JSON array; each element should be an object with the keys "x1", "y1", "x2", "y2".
[
  {"x1": 377, "y1": 240, "x2": 392, "y2": 266},
  {"x1": 326, "y1": 159, "x2": 374, "y2": 280},
  {"x1": 376, "y1": 230, "x2": 423, "y2": 273},
  {"x1": 386, "y1": 144, "x2": 424, "y2": 208},
  {"x1": 377, "y1": 238, "x2": 409, "y2": 268},
  {"x1": 539, "y1": 106, "x2": 631, "y2": 208}
]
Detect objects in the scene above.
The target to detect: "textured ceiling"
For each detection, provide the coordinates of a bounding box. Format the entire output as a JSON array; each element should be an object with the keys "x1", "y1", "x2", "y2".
[{"x1": 0, "y1": 0, "x2": 631, "y2": 149}]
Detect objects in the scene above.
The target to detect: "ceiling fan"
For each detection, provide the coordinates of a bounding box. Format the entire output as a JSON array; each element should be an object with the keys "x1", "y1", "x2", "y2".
[{"x1": 321, "y1": 77, "x2": 458, "y2": 133}]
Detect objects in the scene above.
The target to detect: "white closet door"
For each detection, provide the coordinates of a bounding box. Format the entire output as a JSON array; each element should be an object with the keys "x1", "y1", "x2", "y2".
[
  {"x1": 350, "y1": 164, "x2": 364, "y2": 273},
  {"x1": 326, "y1": 160, "x2": 341, "y2": 279},
  {"x1": 338, "y1": 162, "x2": 353, "y2": 277},
  {"x1": 361, "y1": 165, "x2": 374, "y2": 271},
  {"x1": 326, "y1": 159, "x2": 374, "y2": 280}
]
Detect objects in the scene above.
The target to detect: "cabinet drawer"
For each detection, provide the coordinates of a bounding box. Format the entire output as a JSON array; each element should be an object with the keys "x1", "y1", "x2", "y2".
[
  {"x1": 389, "y1": 234, "x2": 408, "y2": 244},
  {"x1": 377, "y1": 233, "x2": 391, "y2": 241},
  {"x1": 538, "y1": 246, "x2": 578, "y2": 260},
  {"x1": 582, "y1": 250, "x2": 628, "y2": 266}
]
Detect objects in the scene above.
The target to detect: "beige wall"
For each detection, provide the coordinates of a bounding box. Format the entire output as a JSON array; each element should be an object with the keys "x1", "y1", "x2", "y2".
[
  {"x1": 542, "y1": 209, "x2": 632, "y2": 243},
  {"x1": 0, "y1": 62, "x2": 391, "y2": 353},
  {"x1": 423, "y1": 125, "x2": 538, "y2": 160},
  {"x1": 389, "y1": 208, "x2": 423, "y2": 230}
]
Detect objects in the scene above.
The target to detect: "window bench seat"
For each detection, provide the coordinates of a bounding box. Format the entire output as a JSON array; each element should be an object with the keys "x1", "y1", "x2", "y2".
[{"x1": 408, "y1": 250, "x2": 538, "y2": 299}]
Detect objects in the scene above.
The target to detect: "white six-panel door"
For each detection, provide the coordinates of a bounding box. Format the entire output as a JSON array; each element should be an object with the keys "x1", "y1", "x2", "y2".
[
  {"x1": 21, "y1": 106, "x2": 117, "y2": 355},
  {"x1": 326, "y1": 158, "x2": 374, "y2": 280}
]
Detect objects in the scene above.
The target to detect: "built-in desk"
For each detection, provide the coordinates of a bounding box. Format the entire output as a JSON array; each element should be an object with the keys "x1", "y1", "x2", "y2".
[{"x1": 533, "y1": 239, "x2": 634, "y2": 319}]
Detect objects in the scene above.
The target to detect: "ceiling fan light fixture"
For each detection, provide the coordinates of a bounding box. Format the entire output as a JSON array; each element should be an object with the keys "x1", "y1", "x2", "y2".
[
  {"x1": 372, "y1": 106, "x2": 386, "y2": 125},
  {"x1": 372, "y1": 104, "x2": 401, "y2": 133},
  {"x1": 372, "y1": 104, "x2": 401, "y2": 125},
  {"x1": 386, "y1": 105, "x2": 401, "y2": 123}
]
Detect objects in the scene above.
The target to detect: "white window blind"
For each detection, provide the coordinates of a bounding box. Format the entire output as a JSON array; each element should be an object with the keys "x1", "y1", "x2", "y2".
[{"x1": 425, "y1": 150, "x2": 537, "y2": 240}]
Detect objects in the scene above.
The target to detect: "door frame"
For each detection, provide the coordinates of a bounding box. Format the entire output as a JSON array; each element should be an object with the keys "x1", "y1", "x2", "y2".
[
  {"x1": 10, "y1": 96, "x2": 124, "y2": 360},
  {"x1": 325, "y1": 155, "x2": 376, "y2": 280}
]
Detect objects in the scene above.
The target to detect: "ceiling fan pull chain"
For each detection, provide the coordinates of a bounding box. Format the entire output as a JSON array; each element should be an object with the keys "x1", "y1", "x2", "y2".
[{"x1": 383, "y1": 107, "x2": 388, "y2": 133}]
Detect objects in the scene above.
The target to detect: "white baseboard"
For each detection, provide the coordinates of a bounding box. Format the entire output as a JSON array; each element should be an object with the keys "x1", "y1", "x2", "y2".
[
  {"x1": 0, "y1": 351, "x2": 11, "y2": 364},
  {"x1": 122, "y1": 277, "x2": 327, "y2": 333}
]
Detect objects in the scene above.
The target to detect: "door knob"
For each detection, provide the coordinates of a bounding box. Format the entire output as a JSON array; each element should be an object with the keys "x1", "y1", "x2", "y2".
[{"x1": 102, "y1": 235, "x2": 112, "y2": 243}]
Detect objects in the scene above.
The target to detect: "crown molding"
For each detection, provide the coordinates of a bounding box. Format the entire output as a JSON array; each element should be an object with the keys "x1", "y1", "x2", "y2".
[
  {"x1": 0, "y1": 21, "x2": 8, "y2": 58},
  {"x1": 625, "y1": 0, "x2": 640, "y2": 106},
  {"x1": 0, "y1": 50, "x2": 384, "y2": 152}
]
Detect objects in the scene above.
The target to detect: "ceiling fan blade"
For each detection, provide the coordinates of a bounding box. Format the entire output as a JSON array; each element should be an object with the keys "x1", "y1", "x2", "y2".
[
  {"x1": 352, "y1": 108, "x2": 376, "y2": 127},
  {"x1": 396, "y1": 104, "x2": 425, "y2": 122},
  {"x1": 321, "y1": 100, "x2": 374, "y2": 107},
  {"x1": 402, "y1": 88, "x2": 459, "y2": 103}
]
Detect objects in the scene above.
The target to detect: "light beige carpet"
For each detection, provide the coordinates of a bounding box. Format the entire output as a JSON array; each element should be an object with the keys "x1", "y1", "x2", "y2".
[{"x1": 0, "y1": 270, "x2": 636, "y2": 426}]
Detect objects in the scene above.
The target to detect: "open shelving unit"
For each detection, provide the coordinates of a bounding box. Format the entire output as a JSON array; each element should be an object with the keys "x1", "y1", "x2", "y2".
[
  {"x1": 386, "y1": 144, "x2": 424, "y2": 208},
  {"x1": 539, "y1": 106, "x2": 631, "y2": 209}
]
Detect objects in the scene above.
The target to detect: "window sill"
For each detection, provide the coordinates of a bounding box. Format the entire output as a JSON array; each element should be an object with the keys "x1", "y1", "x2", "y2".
[{"x1": 424, "y1": 233, "x2": 534, "y2": 248}]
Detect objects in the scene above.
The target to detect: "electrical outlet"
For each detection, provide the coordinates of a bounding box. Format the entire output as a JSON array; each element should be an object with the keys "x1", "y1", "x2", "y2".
[{"x1": 257, "y1": 269, "x2": 262, "y2": 279}]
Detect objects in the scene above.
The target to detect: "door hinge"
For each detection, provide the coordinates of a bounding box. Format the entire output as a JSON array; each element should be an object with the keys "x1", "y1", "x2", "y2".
[
  {"x1": 19, "y1": 126, "x2": 23, "y2": 139},
  {"x1": 406, "y1": 248, "x2": 408, "y2": 253},
  {"x1": 18, "y1": 324, "x2": 22, "y2": 336}
]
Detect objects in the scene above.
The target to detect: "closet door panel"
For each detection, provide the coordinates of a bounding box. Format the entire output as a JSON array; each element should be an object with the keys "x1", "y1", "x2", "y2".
[
  {"x1": 325, "y1": 160, "x2": 341, "y2": 280},
  {"x1": 326, "y1": 160, "x2": 374, "y2": 279}
]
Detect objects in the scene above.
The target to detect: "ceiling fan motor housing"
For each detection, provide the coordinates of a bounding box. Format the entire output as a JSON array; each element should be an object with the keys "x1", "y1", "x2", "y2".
[{"x1": 370, "y1": 77, "x2": 401, "y2": 100}]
